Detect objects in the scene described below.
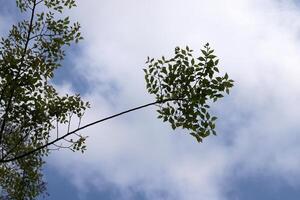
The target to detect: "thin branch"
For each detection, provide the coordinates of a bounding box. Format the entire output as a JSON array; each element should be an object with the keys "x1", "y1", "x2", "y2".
[
  {"x1": 1, "y1": 127, "x2": 35, "y2": 161},
  {"x1": 0, "y1": 0, "x2": 37, "y2": 147},
  {"x1": 52, "y1": 142, "x2": 73, "y2": 150},
  {"x1": 29, "y1": 33, "x2": 59, "y2": 41},
  {"x1": 56, "y1": 120, "x2": 59, "y2": 139},
  {"x1": 67, "y1": 113, "x2": 73, "y2": 134},
  {"x1": 0, "y1": 98, "x2": 184, "y2": 163},
  {"x1": 78, "y1": 116, "x2": 82, "y2": 129},
  {"x1": 36, "y1": 0, "x2": 44, "y2": 5}
]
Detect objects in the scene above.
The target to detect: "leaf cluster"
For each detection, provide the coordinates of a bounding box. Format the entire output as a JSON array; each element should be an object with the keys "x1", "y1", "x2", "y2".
[
  {"x1": 144, "y1": 44, "x2": 234, "y2": 142},
  {"x1": 0, "y1": 0, "x2": 88, "y2": 199}
]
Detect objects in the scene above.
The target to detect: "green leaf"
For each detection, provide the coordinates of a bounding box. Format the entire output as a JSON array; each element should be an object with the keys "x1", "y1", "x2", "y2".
[
  {"x1": 0, "y1": 1, "x2": 90, "y2": 198},
  {"x1": 211, "y1": 116, "x2": 217, "y2": 121},
  {"x1": 144, "y1": 44, "x2": 234, "y2": 143},
  {"x1": 224, "y1": 73, "x2": 228, "y2": 79}
]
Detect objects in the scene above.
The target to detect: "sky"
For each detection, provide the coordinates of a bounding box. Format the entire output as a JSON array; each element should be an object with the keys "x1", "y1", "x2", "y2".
[{"x1": 1, "y1": 0, "x2": 300, "y2": 199}]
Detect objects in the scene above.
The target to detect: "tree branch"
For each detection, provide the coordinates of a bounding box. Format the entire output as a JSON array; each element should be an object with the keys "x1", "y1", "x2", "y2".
[
  {"x1": 0, "y1": 98, "x2": 183, "y2": 163},
  {"x1": 0, "y1": 0, "x2": 37, "y2": 148}
]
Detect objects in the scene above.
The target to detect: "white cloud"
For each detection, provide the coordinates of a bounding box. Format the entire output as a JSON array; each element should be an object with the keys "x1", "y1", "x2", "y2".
[
  {"x1": 42, "y1": 0, "x2": 300, "y2": 199},
  {"x1": 0, "y1": 10, "x2": 14, "y2": 35}
]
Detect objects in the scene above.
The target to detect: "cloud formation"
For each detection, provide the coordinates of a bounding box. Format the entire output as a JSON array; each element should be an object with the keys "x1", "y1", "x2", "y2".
[{"x1": 2, "y1": 0, "x2": 299, "y2": 199}]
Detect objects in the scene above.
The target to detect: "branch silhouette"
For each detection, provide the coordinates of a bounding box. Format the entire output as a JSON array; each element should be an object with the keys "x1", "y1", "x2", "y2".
[{"x1": 0, "y1": 98, "x2": 183, "y2": 163}]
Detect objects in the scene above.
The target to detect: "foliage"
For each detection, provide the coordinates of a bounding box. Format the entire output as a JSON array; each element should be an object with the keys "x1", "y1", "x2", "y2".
[
  {"x1": 144, "y1": 44, "x2": 234, "y2": 142},
  {"x1": 0, "y1": 0, "x2": 234, "y2": 199},
  {"x1": 0, "y1": 0, "x2": 89, "y2": 199}
]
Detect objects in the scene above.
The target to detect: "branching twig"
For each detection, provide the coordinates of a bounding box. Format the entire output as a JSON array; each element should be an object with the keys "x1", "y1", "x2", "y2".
[
  {"x1": 0, "y1": 0, "x2": 38, "y2": 147},
  {"x1": 0, "y1": 98, "x2": 185, "y2": 163}
]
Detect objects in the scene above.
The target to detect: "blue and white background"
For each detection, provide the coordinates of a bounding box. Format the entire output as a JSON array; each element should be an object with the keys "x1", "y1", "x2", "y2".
[{"x1": 2, "y1": 0, "x2": 300, "y2": 199}]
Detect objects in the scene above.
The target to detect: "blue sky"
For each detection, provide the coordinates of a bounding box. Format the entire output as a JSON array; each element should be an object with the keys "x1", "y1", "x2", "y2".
[{"x1": 2, "y1": 0, "x2": 300, "y2": 199}]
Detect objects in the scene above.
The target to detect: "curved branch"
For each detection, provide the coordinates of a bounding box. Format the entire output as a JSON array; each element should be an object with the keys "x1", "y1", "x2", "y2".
[{"x1": 0, "y1": 98, "x2": 184, "y2": 163}]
